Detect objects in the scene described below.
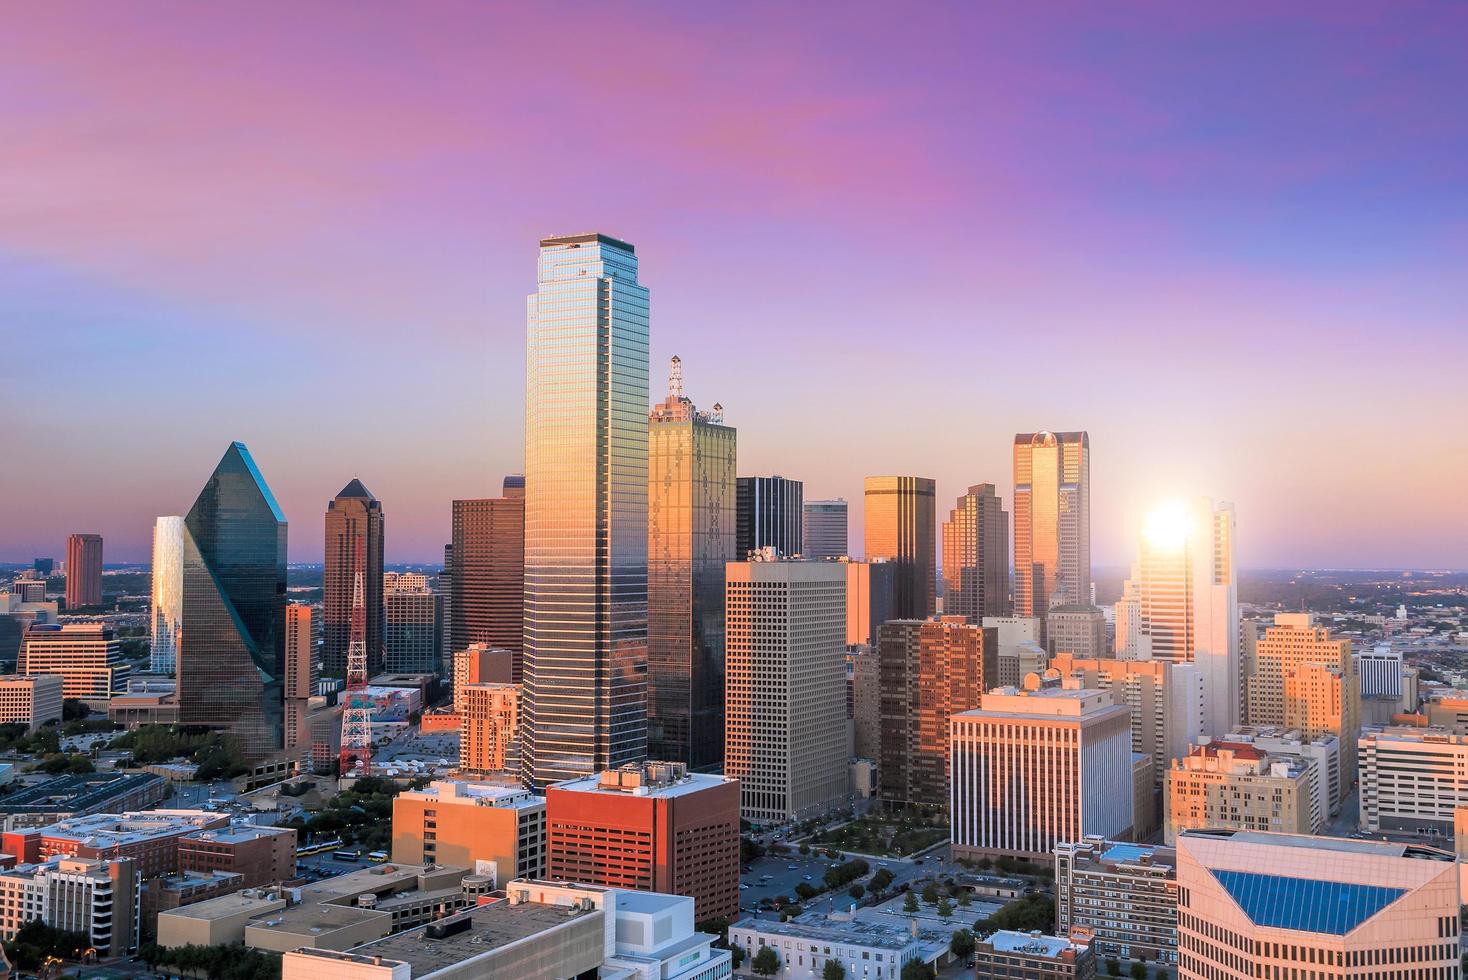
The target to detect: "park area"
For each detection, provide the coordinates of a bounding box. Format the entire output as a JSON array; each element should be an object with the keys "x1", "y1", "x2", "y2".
[{"x1": 811, "y1": 808, "x2": 948, "y2": 857}]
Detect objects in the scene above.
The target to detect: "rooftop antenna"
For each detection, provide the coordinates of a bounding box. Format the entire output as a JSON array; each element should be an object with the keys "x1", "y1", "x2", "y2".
[{"x1": 668, "y1": 355, "x2": 683, "y2": 400}]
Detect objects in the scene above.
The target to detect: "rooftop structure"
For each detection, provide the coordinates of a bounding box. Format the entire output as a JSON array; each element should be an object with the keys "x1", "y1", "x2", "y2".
[{"x1": 0, "y1": 772, "x2": 169, "y2": 818}]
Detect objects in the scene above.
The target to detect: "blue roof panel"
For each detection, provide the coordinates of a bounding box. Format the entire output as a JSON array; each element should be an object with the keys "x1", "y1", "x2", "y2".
[{"x1": 1213, "y1": 869, "x2": 1406, "y2": 935}]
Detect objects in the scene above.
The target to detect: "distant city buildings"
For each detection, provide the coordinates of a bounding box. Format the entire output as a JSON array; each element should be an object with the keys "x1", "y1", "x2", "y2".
[
  {"x1": 801, "y1": 498, "x2": 848, "y2": 560},
  {"x1": 450, "y1": 478, "x2": 525, "y2": 680},
  {"x1": 64, "y1": 532, "x2": 103, "y2": 610},
  {"x1": 863, "y1": 475, "x2": 936, "y2": 620},
  {"x1": 646, "y1": 357, "x2": 735, "y2": 770},
  {"x1": 941, "y1": 483, "x2": 1009, "y2": 624},
  {"x1": 18, "y1": 623, "x2": 127, "y2": 704},
  {"x1": 323, "y1": 480, "x2": 384, "y2": 676},
  {"x1": 148, "y1": 516, "x2": 184, "y2": 674},
  {"x1": 383, "y1": 574, "x2": 442, "y2": 674},
  {"x1": 724, "y1": 558, "x2": 847, "y2": 824},
  {"x1": 1012, "y1": 431, "x2": 1090, "y2": 619},
  {"x1": 736, "y1": 475, "x2": 802, "y2": 558},
  {"x1": 522, "y1": 233, "x2": 649, "y2": 788}
]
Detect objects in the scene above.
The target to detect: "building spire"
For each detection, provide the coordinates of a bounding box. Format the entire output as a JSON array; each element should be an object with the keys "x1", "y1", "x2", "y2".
[{"x1": 669, "y1": 355, "x2": 683, "y2": 400}]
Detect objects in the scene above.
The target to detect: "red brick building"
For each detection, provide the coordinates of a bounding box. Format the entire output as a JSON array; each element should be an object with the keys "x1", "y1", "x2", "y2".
[
  {"x1": 177, "y1": 825, "x2": 296, "y2": 887},
  {"x1": 546, "y1": 762, "x2": 739, "y2": 924},
  {"x1": 2, "y1": 811, "x2": 227, "y2": 878}
]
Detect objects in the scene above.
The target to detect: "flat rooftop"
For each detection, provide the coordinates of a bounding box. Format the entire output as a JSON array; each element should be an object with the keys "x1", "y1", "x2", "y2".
[
  {"x1": 163, "y1": 892, "x2": 284, "y2": 921},
  {"x1": 247, "y1": 901, "x2": 386, "y2": 938},
  {"x1": 552, "y1": 769, "x2": 731, "y2": 799},
  {"x1": 187, "y1": 825, "x2": 293, "y2": 845},
  {"x1": 346, "y1": 899, "x2": 598, "y2": 975},
  {"x1": 1184, "y1": 829, "x2": 1455, "y2": 862},
  {"x1": 732, "y1": 917, "x2": 913, "y2": 951},
  {"x1": 0, "y1": 772, "x2": 165, "y2": 814},
  {"x1": 987, "y1": 930, "x2": 1076, "y2": 957},
  {"x1": 616, "y1": 890, "x2": 687, "y2": 915}
]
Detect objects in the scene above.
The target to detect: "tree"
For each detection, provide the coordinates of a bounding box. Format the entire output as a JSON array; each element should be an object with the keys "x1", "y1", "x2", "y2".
[
  {"x1": 799, "y1": 842, "x2": 811, "y2": 854},
  {"x1": 936, "y1": 897, "x2": 953, "y2": 918},
  {"x1": 949, "y1": 929, "x2": 975, "y2": 959},
  {"x1": 823, "y1": 960, "x2": 846, "y2": 980},
  {"x1": 921, "y1": 882, "x2": 939, "y2": 905},
  {"x1": 957, "y1": 890, "x2": 971, "y2": 907},
  {"x1": 871, "y1": 868, "x2": 894, "y2": 891},
  {"x1": 903, "y1": 891, "x2": 919, "y2": 914},
  {"x1": 1152, "y1": 968, "x2": 1167, "y2": 980},
  {"x1": 848, "y1": 883, "x2": 865, "y2": 899},
  {"x1": 901, "y1": 961, "x2": 935, "y2": 980},
  {"x1": 752, "y1": 946, "x2": 781, "y2": 977},
  {"x1": 796, "y1": 882, "x2": 819, "y2": 901},
  {"x1": 730, "y1": 945, "x2": 744, "y2": 969},
  {"x1": 1105, "y1": 958, "x2": 1123, "y2": 977},
  {"x1": 1130, "y1": 962, "x2": 1148, "y2": 980},
  {"x1": 61, "y1": 699, "x2": 91, "y2": 721}
]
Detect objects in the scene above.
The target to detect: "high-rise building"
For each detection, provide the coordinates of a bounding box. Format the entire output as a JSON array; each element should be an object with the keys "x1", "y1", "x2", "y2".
[
  {"x1": 460, "y1": 682, "x2": 519, "y2": 774},
  {"x1": 438, "y1": 543, "x2": 454, "y2": 675},
  {"x1": 546, "y1": 762, "x2": 739, "y2": 924},
  {"x1": 0, "y1": 591, "x2": 59, "y2": 666},
  {"x1": 177, "y1": 441, "x2": 288, "y2": 758},
  {"x1": 724, "y1": 558, "x2": 847, "y2": 824},
  {"x1": 1357, "y1": 645, "x2": 1404, "y2": 699},
  {"x1": 877, "y1": 617, "x2": 997, "y2": 807},
  {"x1": 149, "y1": 517, "x2": 184, "y2": 674},
  {"x1": 1165, "y1": 741, "x2": 1322, "y2": 842},
  {"x1": 322, "y1": 480, "x2": 384, "y2": 677},
  {"x1": 1358, "y1": 726, "x2": 1468, "y2": 835},
  {"x1": 283, "y1": 604, "x2": 315, "y2": 757},
  {"x1": 735, "y1": 476, "x2": 802, "y2": 558},
  {"x1": 1055, "y1": 838, "x2": 1178, "y2": 967},
  {"x1": 65, "y1": 533, "x2": 103, "y2": 610},
  {"x1": 1012, "y1": 431, "x2": 1090, "y2": 618},
  {"x1": 1046, "y1": 605, "x2": 1107, "y2": 659},
  {"x1": 450, "y1": 478, "x2": 525, "y2": 679},
  {"x1": 941, "y1": 484, "x2": 1009, "y2": 624},
  {"x1": 18, "y1": 623, "x2": 127, "y2": 703},
  {"x1": 802, "y1": 499, "x2": 848, "y2": 560},
  {"x1": 33, "y1": 558, "x2": 54, "y2": 576},
  {"x1": 1245, "y1": 613, "x2": 1359, "y2": 793},
  {"x1": 383, "y1": 576, "x2": 442, "y2": 674},
  {"x1": 843, "y1": 558, "x2": 896, "y2": 648},
  {"x1": 647, "y1": 356, "x2": 735, "y2": 770},
  {"x1": 849, "y1": 644, "x2": 880, "y2": 761},
  {"x1": 391, "y1": 780, "x2": 546, "y2": 885},
  {"x1": 1128, "y1": 499, "x2": 1239, "y2": 735},
  {"x1": 451, "y1": 644, "x2": 513, "y2": 710},
  {"x1": 1112, "y1": 571, "x2": 1143, "y2": 659},
  {"x1": 0, "y1": 675, "x2": 64, "y2": 731},
  {"x1": 863, "y1": 476, "x2": 936, "y2": 620},
  {"x1": 523, "y1": 233, "x2": 649, "y2": 788},
  {"x1": 950, "y1": 682, "x2": 1132, "y2": 863},
  {"x1": 1175, "y1": 829, "x2": 1460, "y2": 980}
]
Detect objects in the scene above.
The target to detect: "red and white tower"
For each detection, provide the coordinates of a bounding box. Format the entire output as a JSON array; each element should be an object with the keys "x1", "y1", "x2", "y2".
[{"x1": 339, "y1": 542, "x2": 373, "y2": 776}]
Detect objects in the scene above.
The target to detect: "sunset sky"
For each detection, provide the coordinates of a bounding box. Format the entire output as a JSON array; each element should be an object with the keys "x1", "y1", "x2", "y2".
[{"x1": 2, "y1": 3, "x2": 1464, "y2": 568}]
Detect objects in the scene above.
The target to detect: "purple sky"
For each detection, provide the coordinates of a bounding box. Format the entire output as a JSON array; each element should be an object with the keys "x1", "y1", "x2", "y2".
[{"x1": 2, "y1": 3, "x2": 1465, "y2": 568}]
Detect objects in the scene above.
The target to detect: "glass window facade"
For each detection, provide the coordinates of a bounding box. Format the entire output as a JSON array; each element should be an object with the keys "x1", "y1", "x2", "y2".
[
  {"x1": 149, "y1": 516, "x2": 184, "y2": 674},
  {"x1": 1212, "y1": 869, "x2": 1405, "y2": 935}
]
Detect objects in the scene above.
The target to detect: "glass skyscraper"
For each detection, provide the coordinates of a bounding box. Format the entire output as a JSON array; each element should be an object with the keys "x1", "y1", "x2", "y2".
[
  {"x1": 149, "y1": 515, "x2": 184, "y2": 674},
  {"x1": 323, "y1": 479, "x2": 384, "y2": 677},
  {"x1": 522, "y1": 233, "x2": 650, "y2": 787},
  {"x1": 647, "y1": 356, "x2": 736, "y2": 769},
  {"x1": 1013, "y1": 431, "x2": 1091, "y2": 617},
  {"x1": 178, "y1": 441, "x2": 288, "y2": 759},
  {"x1": 941, "y1": 484, "x2": 1010, "y2": 623},
  {"x1": 802, "y1": 499, "x2": 848, "y2": 560},
  {"x1": 863, "y1": 475, "x2": 937, "y2": 619},
  {"x1": 735, "y1": 476, "x2": 803, "y2": 558}
]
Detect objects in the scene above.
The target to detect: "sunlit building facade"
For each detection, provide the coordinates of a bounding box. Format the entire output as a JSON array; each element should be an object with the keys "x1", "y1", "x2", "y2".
[
  {"x1": 149, "y1": 516, "x2": 184, "y2": 674},
  {"x1": 322, "y1": 479, "x2": 384, "y2": 677},
  {"x1": 522, "y1": 233, "x2": 650, "y2": 788},
  {"x1": 1012, "y1": 431, "x2": 1090, "y2": 619},
  {"x1": 451, "y1": 478, "x2": 525, "y2": 680},
  {"x1": 863, "y1": 475, "x2": 936, "y2": 620},
  {"x1": 460, "y1": 682, "x2": 519, "y2": 775},
  {"x1": 65, "y1": 533, "x2": 103, "y2": 610},
  {"x1": 735, "y1": 476, "x2": 802, "y2": 558},
  {"x1": 941, "y1": 483, "x2": 1009, "y2": 624},
  {"x1": 801, "y1": 499, "x2": 848, "y2": 560},
  {"x1": 177, "y1": 441, "x2": 288, "y2": 758},
  {"x1": 647, "y1": 357, "x2": 735, "y2": 770},
  {"x1": 283, "y1": 604, "x2": 315, "y2": 758}
]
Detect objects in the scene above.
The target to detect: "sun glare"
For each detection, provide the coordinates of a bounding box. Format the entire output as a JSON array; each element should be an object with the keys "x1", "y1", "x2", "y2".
[{"x1": 1143, "y1": 500, "x2": 1191, "y2": 551}]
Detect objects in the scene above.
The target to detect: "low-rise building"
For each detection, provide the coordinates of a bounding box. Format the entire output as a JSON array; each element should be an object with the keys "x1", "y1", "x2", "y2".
[
  {"x1": 17, "y1": 623, "x2": 128, "y2": 705},
  {"x1": 1220, "y1": 724, "x2": 1342, "y2": 812},
  {"x1": 0, "y1": 855, "x2": 138, "y2": 957},
  {"x1": 1165, "y1": 741, "x2": 1321, "y2": 843},
  {"x1": 178, "y1": 824, "x2": 296, "y2": 888},
  {"x1": 391, "y1": 780, "x2": 546, "y2": 885},
  {"x1": 728, "y1": 916, "x2": 923, "y2": 980},
  {"x1": 0, "y1": 675, "x2": 63, "y2": 731},
  {"x1": 1054, "y1": 838, "x2": 1177, "y2": 966},
  {"x1": 2, "y1": 810, "x2": 227, "y2": 877},
  {"x1": 974, "y1": 930, "x2": 1096, "y2": 980},
  {"x1": 0, "y1": 772, "x2": 170, "y2": 822},
  {"x1": 141, "y1": 870, "x2": 245, "y2": 937}
]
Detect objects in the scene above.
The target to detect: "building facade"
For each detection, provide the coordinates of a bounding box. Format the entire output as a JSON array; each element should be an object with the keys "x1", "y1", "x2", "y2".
[
  {"x1": 1165, "y1": 742, "x2": 1321, "y2": 843},
  {"x1": 1358, "y1": 726, "x2": 1468, "y2": 836},
  {"x1": 391, "y1": 780, "x2": 546, "y2": 885},
  {"x1": 322, "y1": 480, "x2": 384, "y2": 676},
  {"x1": 149, "y1": 516, "x2": 184, "y2": 674},
  {"x1": 1046, "y1": 605, "x2": 1107, "y2": 659},
  {"x1": 863, "y1": 475, "x2": 936, "y2": 621},
  {"x1": 735, "y1": 476, "x2": 803, "y2": 558},
  {"x1": 1012, "y1": 431, "x2": 1090, "y2": 619},
  {"x1": 0, "y1": 674, "x2": 63, "y2": 731},
  {"x1": 974, "y1": 931, "x2": 1096, "y2": 980},
  {"x1": 0, "y1": 856, "x2": 138, "y2": 957},
  {"x1": 65, "y1": 533, "x2": 103, "y2": 610},
  {"x1": 523, "y1": 233, "x2": 649, "y2": 788},
  {"x1": 1055, "y1": 838, "x2": 1178, "y2": 966},
  {"x1": 647, "y1": 357, "x2": 736, "y2": 770},
  {"x1": 844, "y1": 558, "x2": 896, "y2": 648},
  {"x1": 801, "y1": 499, "x2": 848, "y2": 560},
  {"x1": 283, "y1": 603, "x2": 316, "y2": 757},
  {"x1": 450, "y1": 478, "x2": 525, "y2": 679},
  {"x1": 383, "y1": 579, "x2": 442, "y2": 675},
  {"x1": 18, "y1": 623, "x2": 127, "y2": 702},
  {"x1": 459, "y1": 682, "x2": 519, "y2": 774},
  {"x1": 941, "y1": 483, "x2": 1009, "y2": 624}
]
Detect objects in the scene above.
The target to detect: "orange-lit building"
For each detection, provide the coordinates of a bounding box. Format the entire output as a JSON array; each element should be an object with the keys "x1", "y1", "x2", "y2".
[
  {"x1": 451, "y1": 644, "x2": 514, "y2": 712},
  {"x1": 391, "y1": 780, "x2": 545, "y2": 886},
  {"x1": 862, "y1": 476, "x2": 936, "y2": 620},
  {"x1": 450, "y1": 481, "x2": 525, "y2": 682},
  {"x1": 459, "y1": 683, "x2": 518, "y2": 774},
  {"x1": 546, "y1": 762, "x2": 739, "y2": 924},
  {"x1": 1012, "y1": 431, "x2": 1090, "y2": 620},
  {"x1": 65, "y1": 533, "x2": 103, "y2": 609},
  {"x1": 283, "y1": 604, "x2": 315, "y2": 757},
  {"x1": 2, "y1": 811, "x2": 228, "y2": 878}
]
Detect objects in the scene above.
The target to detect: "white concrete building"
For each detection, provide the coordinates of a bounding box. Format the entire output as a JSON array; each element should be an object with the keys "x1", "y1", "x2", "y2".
[{"x1": 1359, "y1": 725, "x2": 1468, "y2": 836}]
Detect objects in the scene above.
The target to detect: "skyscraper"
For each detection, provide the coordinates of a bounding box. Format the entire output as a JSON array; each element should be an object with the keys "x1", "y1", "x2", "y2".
[
  {"x1": 863, "y1": 476, "x2": 936, "y2": 620},
  {"x1": 323, "y1": 480, "x2": 384, "y2": 677},
  {"x1": 941, "y1": 483, "x2": 1009, "y2": 623},
  {"x1": 735, "y1": 476, "x2": 802, "y2": 557},
  {"x1": 383, "y1": 576, "x2": 443, "y2": 674},
  {"x1": 450, "y1": 479, "x2": 525, "y2": 679},
  {"x1": 1012, "y1": 431, "x2": 1090, "y2": 617},
  {"x1": 65, "y1": 533, "x2": 102, "y2": 610},
  {"x1": 802, "y1": 499, "x2": 848, "y2": 560},
  {"x1": 647, "y1": 356, "x2": 735, "y2": 770},
  {"x1": 283, "y1": 603, "x2": 315, "y2": 757},
  {"x1": 177, "y1": 441, "x2": 288, "y2": 758},
  {"x1": 522, "y1": 232, "x2": 650, "y2": 788},
  {"x1": 149, "y1": 517, "x2": 184, "y2": 674}
]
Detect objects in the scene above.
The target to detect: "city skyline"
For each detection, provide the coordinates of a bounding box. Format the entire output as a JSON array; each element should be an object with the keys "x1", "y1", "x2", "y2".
[{"x1": 3, "y1": 5, "x2": 1466, "y2": 570}]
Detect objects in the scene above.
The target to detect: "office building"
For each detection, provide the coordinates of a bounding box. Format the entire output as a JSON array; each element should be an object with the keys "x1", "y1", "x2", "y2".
[
  {"x1": 451, "y1": 643, "x2": 513, "y2": 710},
  {"x1": 0, "y1": 856, "x2": 137, "y2": 957},
  {"x1": 950, "y1": 682, "x2": 1132, "y2": 862},
  {"x1": 850, "y1": 644, "x2": 880, "y2": 760},
  {"x1": 802, "y1": 499, "x2": 848, "y2": 560},
  {"x1": 1046, "y1": 605, "x2": 1107, "y2": 659},
  {"x1": 1113, "y1": 571, "x2": 1143, "y2": 659},
  {"x1": 647, "y1": 357, "x2": 736, "y2": 769},
  {"x1": 0, "y1": 591, "x2": 58, "y2": 665},
  {"x1": 283, "y1": 604, "x2": 315, "y2": 757},
  {"x1": 523, "y1": 233, "x2": 649, "y2": 788},
  {"x1": 33, "y1": 558, "x2": 53, "y2": 576},
  {"x1": 18, "y1": 623, "x2": 127, "y2": 703},
  {"x1": 0, "y1": 675, "x2": 63, "y2": 731},
  {"x1": 728, "y1": 918, "x2": 923, "y2": 980},
  {"x1": 547, "y1": 762, "x2": 739, "y2": 924},
  {"x1": 149, "y1": 516, "x2": 184, "y2": 674},
  {"x1": 392, "y1": 780, "x2": 546, "y2": 884},
  {"x1": 438, "y1": 543, "x2": 453, "y2": 674},
  {"x1": 383, "y1": 577, "x2": 442, "y2": 675},
  {"x1": 1221, "y1": 724, "x2": 1342, "y2": 817},
  {"x1": 877, "y1": 617, "x2": 997, "y2": 807},
  {"x1": 1245, "y1": 613, "x2": 1359, "y2": 789},
  {"x1": 1358, "y1": 725, "x2": 1468, "y2": 835},
  {"x1": 459, "y1": 683, "x2": 518, "y2": 774},
  {"x1": 725, "y1": 558, "x2": 848, "y2": 824},
  {"x1": 1357, "y1": 645, "x2": 1403, "y2": 699},
  {"x1": 450, "y1": 478, "x2": 525, "y2": 680},
  {"x1": 64, "y1": 533, "x2": 103, "y2": 610},
  {"x1": 177, "y1": 825, "x2": 296, "y2": 888},
  {"x1": 177, "y1": 441, "x2": 288, "y2": 758},
  {"x1": 974, "y1": 931, "x2": 1096, "y2": 980},
  {"x1": 1055, "y1": 838, "x2": 1178, "y2": 966},
  {"x1": 322, "y1": 480, "x2": 384, "y2": 677},
  {"x1": 736, "y1": 475, "x2": 802, "y2": 557},
  {"x1": 863, "y1": 475, "x2": 936, "y2": 620},
  {"x1": 843, "y1": 558, "x2": 895, "y2": 647},
  {"x1": 8, "y1": 575, "x2": 45, "y2": 604},
  {"x1": 984, "y1": 614, "x2": 1046, "y2": 687},
  {"x1": 1175, "y1": 829, "x2": 1459, "y2": 980},
  {"x1": 941, "y1": 483, "x2": 1009, "y2": 624},
  {"x1": 1012, "y1": 431, "x2": 1090, "y2": 618},
  {"x1": 1165, "y1": 741, "x2": 1322, "y2": 842},
  {"x1": 2, "y1": 810, "x2": 226, "y2": 877}
]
